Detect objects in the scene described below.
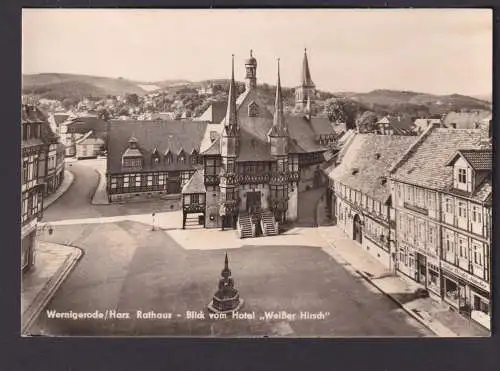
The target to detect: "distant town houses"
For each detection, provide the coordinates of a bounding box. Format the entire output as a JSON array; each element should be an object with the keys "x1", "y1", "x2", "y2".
[
  {"x1": 59, "y1": 112, "x2": 107, "y2": 158},
  {"x1": 21, "y1": 104, "x2": 66, "y2": 272}
]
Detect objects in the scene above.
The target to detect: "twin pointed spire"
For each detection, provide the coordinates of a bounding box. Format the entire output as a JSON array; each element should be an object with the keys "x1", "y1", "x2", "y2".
[
  {"x1": 301, "y1": 48, "x2": 315, "y2": 88},
  {"x1": 270, "y1": 58, "x2": 287, "y2": 136},
  {"x1": 223, "y1": 54, "x2": 238, "y2": 136}
]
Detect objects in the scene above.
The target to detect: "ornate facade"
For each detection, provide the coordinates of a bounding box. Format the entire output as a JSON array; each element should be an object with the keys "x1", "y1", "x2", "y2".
[{"x1": 197, "y1": 51, "x2": 334, "y2": 235}]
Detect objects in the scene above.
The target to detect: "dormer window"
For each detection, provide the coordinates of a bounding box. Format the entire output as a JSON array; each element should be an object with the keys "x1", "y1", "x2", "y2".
[
  {"x1": 209, "y1": 131, "x2": 218, "y2": 143},
  {"x1": 151, "y1": 148, "x2": 161, "y2": 165},
  {"x1": 122, "y1": 136, "x2": 143, "y2": 169},
  {"x1": 248, "y1": 101, "x2": 259, "y2": 117},
  {"x1": 178, "y1": 149, "x2": 186, "y2": 164},
  {"x1": 458, "y1": 168, "x2": 467, "y2": 184},
  {"x1": 191, "y1": 149, "x2": 198, "y2": 165},
  {"x1": 165, "y1": 150, "x2": 173, "y2": 164}
]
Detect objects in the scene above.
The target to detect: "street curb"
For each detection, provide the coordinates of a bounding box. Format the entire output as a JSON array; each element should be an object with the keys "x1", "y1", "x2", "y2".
[
  {"x1": 43, "y1": 170, "x2": 75, "y2": 210},
  {"x1": 91, "y1": 168, "x2": 109, "y2": 205},
  {"x1": 354, "y1": 270, "x2": 457, "y2": 337},
  {"x1": 21, "y1": 246, "x2": 83, "y2": 335},
  {"x1": 316, "y1": 229, "x2": 454, "y2": 337}
]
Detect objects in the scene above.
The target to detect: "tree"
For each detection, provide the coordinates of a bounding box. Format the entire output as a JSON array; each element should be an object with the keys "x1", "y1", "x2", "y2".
[
  {"x1": 97, "y1": 107, "x2": 111, "y2": 121},
  {"x1": 355, "y1": 111, "x2": 379, "y2": 133},
  {"x1": 324, "y1": 98, "x2": 363, "y2": 129},
  {"x1": 125, "y1": 93, "x2": 139, "y2": 106}
]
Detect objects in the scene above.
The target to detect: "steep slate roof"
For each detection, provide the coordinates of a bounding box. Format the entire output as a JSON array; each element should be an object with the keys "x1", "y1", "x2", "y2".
[
  {"x1": 182, "y1": 170, "x2": 206, "y2": 194},
  {"x1": 199, "y1": 93, "x2": 329, "y2": 157},
  {"x1": 309, "y1": 116, "x2": 335, "y2": 136},
  {"x1": 446, "y1": 149, "x2": 492, "y2": 171},
  {"x1": 327, "y1": 134, "x2": 417, "y2": 203},
  {"x1": 195, "y1": 101, "x2": 227, "y2": 124},
  {"x1": 107, "y1": 120, "x2": 207, "y2": 173},
  {"x1": 442, "y1": 111, "x2": 491, "y2": 129},
  {"x1": 389, "y1": 126, "x2": 489, "y2": 197}
]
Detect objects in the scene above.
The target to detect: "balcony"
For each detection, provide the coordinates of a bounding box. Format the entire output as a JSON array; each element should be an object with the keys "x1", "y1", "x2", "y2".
[
  {"x1": 204, "y1": 174, "x2": 220, "y2": 186},
  {"x1": 403, "y1": 202, "x2": 429, "y2": 216}
]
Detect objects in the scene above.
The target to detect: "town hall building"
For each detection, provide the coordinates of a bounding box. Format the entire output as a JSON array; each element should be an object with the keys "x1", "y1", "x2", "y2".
[{"x1": 106, "y1": 50, "x2": 336, "y2": 237}]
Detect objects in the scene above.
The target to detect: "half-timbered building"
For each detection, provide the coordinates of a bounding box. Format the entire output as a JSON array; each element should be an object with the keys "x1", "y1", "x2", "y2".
[
  {"x1": 197, "y1": 51, "x2": 334, "y2": 235},
  {"x1": 106, "y1": 120, "x2": 208, "y2": 203},
  {"x1": 325, "y1": 134, "x2": 417, "y2": 268},
  {"x1": 389, "y1": 123, "x2": 492, "y2": 329},
  {"x1": 21, "y1": 104, "x2": 50, "y2": 272}
]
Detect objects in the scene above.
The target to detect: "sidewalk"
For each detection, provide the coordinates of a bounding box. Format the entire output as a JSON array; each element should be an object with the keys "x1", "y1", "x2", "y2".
[
  {"x1": 315, "y1": 214, "x2": 489, "y2": 337},
  {"x1": 43, "y1": 170, "x2": 74, "y2": 209},
  {"x1": 21, "y1": 241, "x2": 82, "y2": 334},
  {"x1": 91, "y1": 167, "x2": 109, "y2": 205}
]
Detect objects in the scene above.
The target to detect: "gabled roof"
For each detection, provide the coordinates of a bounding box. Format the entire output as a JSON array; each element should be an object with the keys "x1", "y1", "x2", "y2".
[
  {"x1": 389, "y1": 125, "x2": 487, "y2": 193},
  {"x1": 327, "y1": 134, "x2": 417, "y2": 203},
  {"x1": 107, "y1": 119, "x2": 207, "y2": 173},
  {"x1": 77, "y1": 137, "x2": 105, "y2": 146},
  {"x1": 446, "y1": 149, "x2": 492, "y2": 171},
  {"x1": 195, "y1": 101, "x2": 227, "y2": 124},
  {"x1": 182, "y1": 170, "x2": 206, "y2": 194}
]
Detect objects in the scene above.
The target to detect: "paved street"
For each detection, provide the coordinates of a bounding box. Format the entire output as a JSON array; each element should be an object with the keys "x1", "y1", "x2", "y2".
[
  {"x1": 29, "y1": 221, "x2": 431, "y2": 336},
  {"x1": 29, "y1": 166, "x2": 432, "y2": 336},
  {"x1": 42, "y1": 159, "x2": 179, "y2": 222}
]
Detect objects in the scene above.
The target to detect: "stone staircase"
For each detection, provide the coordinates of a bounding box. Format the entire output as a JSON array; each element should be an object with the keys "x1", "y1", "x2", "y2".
[
  {"x1": 237, "y1": 212, "x2": 255, "y2": 239},
  {"x1": 260, "y1": 210, "x2": 279, "y2": 236}
]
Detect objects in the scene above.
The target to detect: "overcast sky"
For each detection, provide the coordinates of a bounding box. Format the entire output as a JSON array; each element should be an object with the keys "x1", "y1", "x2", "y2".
[{"x1": 22, "y1": 9, "x2": 492, "y2": 95}]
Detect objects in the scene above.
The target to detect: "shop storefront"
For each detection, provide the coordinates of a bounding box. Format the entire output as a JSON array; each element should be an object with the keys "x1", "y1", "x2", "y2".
[
  {"x1": 426, "y1": 260, "x2": 441, "y2": 296},
  {"x1": 397, "y1": 243, "x2": 417, "y2": 281},
  {"x1": 441, "y1": 260, "x2": 491, "y2": 329}
]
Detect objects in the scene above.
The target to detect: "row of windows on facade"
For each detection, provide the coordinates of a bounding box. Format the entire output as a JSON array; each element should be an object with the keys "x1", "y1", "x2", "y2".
[
  {"x1": 110, "y1": 172, "x2": 193, "y2": 188},
  {"x1": 205, "y1": 158, "x2": 300, "y2": 176},
  {"x1": 22, "y1": 122, "x2": 42, "y2": 141},
  {"x1": 219, "y1": 185, "x2": 288, "y2": 202},
  {"x1": 22, "y1": 155, "x2": 39, "y2": 185},
  {"x1": 398, "y1": 243, "x2": 488, "y2": 283},
  {"x1": 21, "y1": 189, "x2": 41, "y2": 224},
  {"x1": 395, "y1": 182, "x2": 486, "y2": 223},
  {"x1": 397, "y1": 214, "x2": 488, "y2": 272},
  {"x1": 334, "y1": 182, "x2": 386, "y2": 217},
  {"x1": 122, "y1": 154, "x2": 200, "y2": 168}
]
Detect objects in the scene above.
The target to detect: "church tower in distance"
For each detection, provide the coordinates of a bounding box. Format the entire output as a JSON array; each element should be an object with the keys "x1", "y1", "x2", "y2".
[{"x1": 294, "y1": 48, "x2": 316, "y2": 112}]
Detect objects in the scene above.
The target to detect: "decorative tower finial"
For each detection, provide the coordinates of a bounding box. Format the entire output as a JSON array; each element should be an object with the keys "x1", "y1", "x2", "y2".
[
  {"x1": 244, "y1": 49, "x2": 257, "y2": 91},
  {"x1": 222, "y1": 54, "x2": 238, "y2": 135},
  {"x1": 269, "y1": 58, "x2": 287, "y2": 137},
  {"x1": 295, "y1": 48, "x2": 316, "y2": 112}
]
